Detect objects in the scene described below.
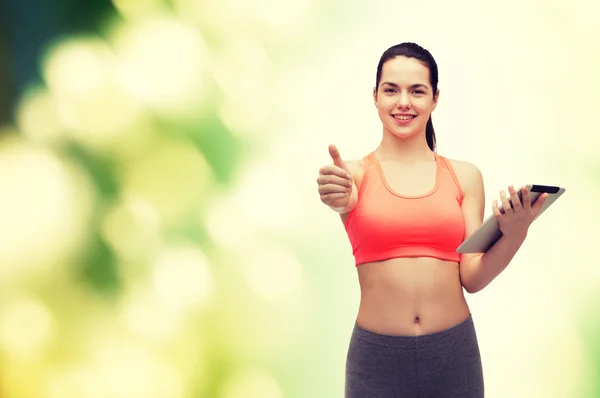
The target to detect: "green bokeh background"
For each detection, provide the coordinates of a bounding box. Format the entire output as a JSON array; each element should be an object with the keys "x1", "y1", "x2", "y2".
[{"x1": 0, "y1": 1, "x2": 599, "y2": 397}]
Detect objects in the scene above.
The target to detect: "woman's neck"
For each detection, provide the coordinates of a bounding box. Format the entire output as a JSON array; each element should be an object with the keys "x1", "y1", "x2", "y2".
[{"x1": 375, "y1": 128, "x2": 434, "y2": 162}]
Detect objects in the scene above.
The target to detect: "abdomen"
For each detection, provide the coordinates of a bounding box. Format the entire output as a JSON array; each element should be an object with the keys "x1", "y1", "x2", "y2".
[{"x1": 355, "y1": 257, "x2": 471, "y2": 335}]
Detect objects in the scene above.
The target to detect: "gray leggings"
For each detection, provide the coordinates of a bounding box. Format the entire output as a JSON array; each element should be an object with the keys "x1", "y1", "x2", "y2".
[{"x1": 345, "y1": 314, "x2": 484, "y2": 398}]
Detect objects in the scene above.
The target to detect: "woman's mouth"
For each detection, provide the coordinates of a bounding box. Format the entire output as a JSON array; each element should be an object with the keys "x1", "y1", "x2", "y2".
[{"x1": 392, "y1": 114, "x2": 416, "y2": 124}]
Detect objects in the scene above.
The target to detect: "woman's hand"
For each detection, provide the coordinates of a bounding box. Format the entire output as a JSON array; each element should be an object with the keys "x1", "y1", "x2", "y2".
[
  {"x1": 492, "y1": 185, "x2": 549, "y2": 240},
  {"x1": 317, "y1": 145, "x2": 354, "y2": 210}
]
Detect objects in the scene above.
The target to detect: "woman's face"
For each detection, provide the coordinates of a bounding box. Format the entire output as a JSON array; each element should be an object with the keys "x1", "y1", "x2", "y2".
[{"x1": 373, "y1": 56, "x2": 438, "y2": 141}]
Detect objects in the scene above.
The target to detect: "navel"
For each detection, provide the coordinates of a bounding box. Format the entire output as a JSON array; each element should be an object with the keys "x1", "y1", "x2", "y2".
[{"x1": 413, "y1": 315, "x2": 421, "y2": 325}]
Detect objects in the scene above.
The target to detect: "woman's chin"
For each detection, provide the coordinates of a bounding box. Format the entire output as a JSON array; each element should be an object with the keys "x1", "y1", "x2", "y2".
[{"x1": 385, "y1": 126, "x2": 421, "y2": 140}]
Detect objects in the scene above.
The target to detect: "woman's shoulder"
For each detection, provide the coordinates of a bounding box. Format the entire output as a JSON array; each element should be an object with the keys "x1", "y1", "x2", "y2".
[
  {"x1": 345, "y1": 157, "x2": 369, "y2": 189},
  {"x1": 346, "y1": 157, "x2": 369, "y2": 172},
  {"x1": 443, "y1": 156, "x2": 484, "y2": 194},
  {"x1": 444, "y1": 157, "x2": 481, "y2": 176}
]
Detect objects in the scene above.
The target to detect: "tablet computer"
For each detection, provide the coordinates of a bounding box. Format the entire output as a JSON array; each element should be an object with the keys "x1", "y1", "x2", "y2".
[{"x1": 456, "y1": 184, "x2": 566, "y2": 254}]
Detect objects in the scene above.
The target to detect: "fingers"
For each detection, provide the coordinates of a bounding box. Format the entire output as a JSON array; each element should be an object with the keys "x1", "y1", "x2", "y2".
[
  {"x1": 319, "y1": 164, "x2": 351, "y2": 181},
  {"x1": 499, "y1": 189, "x2": 512, "y2": 215},
  {"x1": 318, "y1": 181, "x2": 351, "y2": 195},
  {"x1": 320, "y1": 192, "x2": 348, "y2": 202},
  {"x1": 317, "y1": 162, "x2": 353, "y2": 199},
  {"x1": 495, "y1": 185, "x2": 547, "y2": 219},
  {"x1": 492, "y1": 199, "x2": 502, "y2": 220},
  {"x1": 317, "y1": 173, "x2": 352, "y2": 189},
  {"x1": 508, "y1": 185, "x2": 522, "y2": 213},
  {"x1": 493, "y1": 185, "x2": 550, "y2": 235},
  {"x1": 521, "y1": 186, "x2": 532, "y2": 211},
  {"x1": 329, "y1": 144, "x2": 349, "y2": 172}
]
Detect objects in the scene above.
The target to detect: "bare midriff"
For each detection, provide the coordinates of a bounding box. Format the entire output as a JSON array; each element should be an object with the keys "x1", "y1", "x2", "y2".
[{"x1": 355, "y1": 256, "x2": 470, "y2": 336}]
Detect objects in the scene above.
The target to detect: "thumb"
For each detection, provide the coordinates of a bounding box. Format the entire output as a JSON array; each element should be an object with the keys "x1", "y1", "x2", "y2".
[{"x1": 328, "y1": 144, "x2": 349, "y2": 172}]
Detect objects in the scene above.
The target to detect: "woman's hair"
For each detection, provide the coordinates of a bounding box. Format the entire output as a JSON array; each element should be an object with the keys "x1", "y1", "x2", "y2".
[{"x1": 375, "y1": 43, "x2": 439, "y2": 151}]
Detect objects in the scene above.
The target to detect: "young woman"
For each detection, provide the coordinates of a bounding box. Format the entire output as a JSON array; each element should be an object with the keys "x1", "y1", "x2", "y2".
[{"x1": 316, "y1": 42, "x2": 548, "y2": 397}]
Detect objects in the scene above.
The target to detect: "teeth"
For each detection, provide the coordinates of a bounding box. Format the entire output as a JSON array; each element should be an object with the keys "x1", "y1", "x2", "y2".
[{"x1": 394, "y1": 115, "x2": 415, "y2": 120}]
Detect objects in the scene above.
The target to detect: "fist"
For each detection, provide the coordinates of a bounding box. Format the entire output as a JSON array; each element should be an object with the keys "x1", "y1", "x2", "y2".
[{"x1": 317, "y1": 144, "x2": 354, "y2": 209}]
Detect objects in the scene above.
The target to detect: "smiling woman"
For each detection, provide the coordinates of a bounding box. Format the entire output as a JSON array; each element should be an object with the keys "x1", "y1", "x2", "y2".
[
  {"x1": 373, "y1": 45, "x2": 439, "y2": 153},
  {"x1": 316, "y1": 42, "x2": 549, "y2": 398}
]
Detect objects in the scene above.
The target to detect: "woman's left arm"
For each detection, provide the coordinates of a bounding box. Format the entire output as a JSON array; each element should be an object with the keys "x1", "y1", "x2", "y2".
[{"x1": 453, "y1": 161, "x2": 548, "y2": 294}]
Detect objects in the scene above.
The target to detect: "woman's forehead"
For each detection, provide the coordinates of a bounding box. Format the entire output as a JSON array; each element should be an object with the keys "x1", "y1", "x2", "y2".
[{"x1": 380, "y1": 57, "x2": 431, "y2": 85}]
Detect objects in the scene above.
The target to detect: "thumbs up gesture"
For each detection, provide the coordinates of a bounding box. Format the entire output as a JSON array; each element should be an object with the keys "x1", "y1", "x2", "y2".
[{"x1": 317, "y1": 145, "x2": 356, "y2": 212}]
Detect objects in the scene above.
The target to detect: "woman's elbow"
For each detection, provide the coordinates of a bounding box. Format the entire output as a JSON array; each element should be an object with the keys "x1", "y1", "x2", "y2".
[{"x1": 463, "y1": 283, "x2": 483, "y2": 294}]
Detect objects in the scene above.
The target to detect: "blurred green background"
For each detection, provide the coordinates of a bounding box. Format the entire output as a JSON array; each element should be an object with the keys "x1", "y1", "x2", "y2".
[{"x1": 0, "y1": 0, "x2": 599, "y2": 397}]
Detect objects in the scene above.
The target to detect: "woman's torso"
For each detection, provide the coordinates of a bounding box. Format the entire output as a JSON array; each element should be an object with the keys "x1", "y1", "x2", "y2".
[
  {"x1": 355, "y1": 258, "x2": 470, "y2": 335},
  {"x1": 342, "y1": 151, "x2": 470, "y2": 336}
]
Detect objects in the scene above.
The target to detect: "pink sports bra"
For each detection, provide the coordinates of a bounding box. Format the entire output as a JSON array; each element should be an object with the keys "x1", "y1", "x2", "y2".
[{"x1": 344, "y1": 152, "x2": 465, "y2": 266}]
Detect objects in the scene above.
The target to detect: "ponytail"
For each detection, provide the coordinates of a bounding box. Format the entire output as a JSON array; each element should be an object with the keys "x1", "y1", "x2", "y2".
[{"x1": 426, "y1": 116, "x2": 436, "y2": 152}]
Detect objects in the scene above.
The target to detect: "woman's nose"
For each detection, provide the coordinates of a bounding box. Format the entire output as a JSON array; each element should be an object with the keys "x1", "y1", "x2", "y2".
[{"x1": 396, "y1": 93, "x2": 411, "y2": 108}]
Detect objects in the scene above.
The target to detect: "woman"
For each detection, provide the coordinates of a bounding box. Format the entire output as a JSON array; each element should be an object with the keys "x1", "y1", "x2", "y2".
[{"x1": 316, "y1": 42, "x2": 548, "y2": 397}]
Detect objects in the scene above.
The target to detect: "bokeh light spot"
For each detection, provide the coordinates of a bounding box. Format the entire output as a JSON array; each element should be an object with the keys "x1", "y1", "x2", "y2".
[
  {"x1": 16, "y1": 86, "x2": 64, "y2": 145},
  {"x1": 101, "y1": 195, "x2": 161, "y2": 265},
  {"x1": 121, "y1": 284, "x2": 182, "y2": 343},
  {"x1": 212, "y1": 36, "x2": 274, "y2": 137},
  {"x1": 236, "y1": 162, "x2": 300, "y2": 233},
  {"x1": 0, "y1": 139, "x2": 94, "y2": 283},
  {"x1": 45, "y1": 367, "x2": 102, "y2": 398},
  {"x1": 120, "y1": 138, "x2": 212, "y2": 223},
  {"x1": 242, "y1": 245, "x2": 303, "y2": 301},
  {"x1": 112, "y1": 16, "x2": 208, "y2": 119},
  {"x1": 0, "y1": 296, "x2": 55, "y2": 360},
  {"x1": 42, "y1": 37, "x2": 144, "y2": 150},
  {"x1": 90, "y1": 340, "x2": 184, "y2": 398},
  {"x1": 152, "y1": 244, "x2": 215, "y2": 311},
  {"x1": 205, "y1": 193, "x2": 256, "y2": 250}
]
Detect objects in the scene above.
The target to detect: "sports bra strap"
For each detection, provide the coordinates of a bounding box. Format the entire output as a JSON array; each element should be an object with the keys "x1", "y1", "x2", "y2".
[
  {"x1": 438, "y1": 155, "x2": 464, "y2": 201},
  {"x1": 363, "y1": 153, "x2": 375, "y2": 168}
]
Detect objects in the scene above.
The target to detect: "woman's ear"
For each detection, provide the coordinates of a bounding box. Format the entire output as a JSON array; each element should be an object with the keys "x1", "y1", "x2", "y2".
[
  {"x1": 373, "y1": 87, "x2": 378, "y2": 107},
  {"x1": 432, "y1": 89, "x2": 440, "y2": 111}
]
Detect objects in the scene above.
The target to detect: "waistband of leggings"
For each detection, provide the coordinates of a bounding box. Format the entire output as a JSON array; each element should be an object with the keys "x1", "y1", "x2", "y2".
[{"x1": 352, "y1": 313, "x2": 474, "y2": 347}]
